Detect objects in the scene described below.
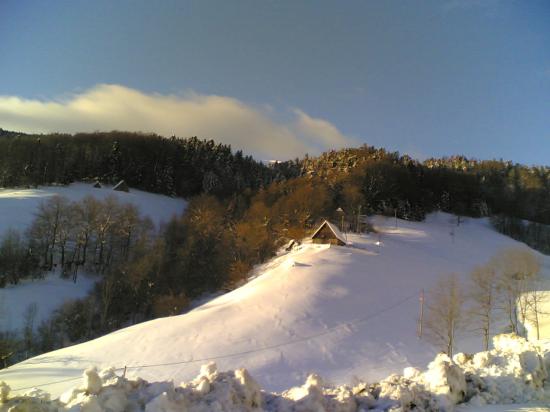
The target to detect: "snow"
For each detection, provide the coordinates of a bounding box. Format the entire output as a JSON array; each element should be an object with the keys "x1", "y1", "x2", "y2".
[
  {"x1": 458, "y1": 405, "x2": 550, "y2": 412},
  {"x1": 0, "y1": 183, "x2": 187, "y2": 333},
  {"x1": 0, "y1": 182, "x2": 187, "y2": 234},
  {"x1": 0, "y1": 273, "x2": 96, "y2": 332},
  {"x1": 0, "y1": 213, "x2": 549, "y2": 402},
  {"x1": 0, "y1": 334, "x2": 548, "y2": 412}
]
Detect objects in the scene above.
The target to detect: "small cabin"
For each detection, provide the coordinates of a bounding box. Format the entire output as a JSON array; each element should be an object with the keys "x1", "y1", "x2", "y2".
[
  {"x1": 284, "y1": 239, "x2": 300, "y2": 252},
  {"x1": 113, "y1": 180, "x2": 129, "y2": 192},
  {"x1": 93, "y1": 180, "x2": 102, "y2": 189},
  {"x1": 311, "y1": 220, "x2": 347, "y2": 246}
]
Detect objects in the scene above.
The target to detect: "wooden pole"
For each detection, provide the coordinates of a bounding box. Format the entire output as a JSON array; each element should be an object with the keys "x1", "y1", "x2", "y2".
[{"x1": 418, "y1": 289, "x2": 425, "y2": 338}]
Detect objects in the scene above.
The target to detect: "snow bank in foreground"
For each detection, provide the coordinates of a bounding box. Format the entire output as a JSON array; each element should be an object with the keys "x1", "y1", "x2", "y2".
[{"x1": 1, "y1": 334, "x2": 548, "y2": 412}]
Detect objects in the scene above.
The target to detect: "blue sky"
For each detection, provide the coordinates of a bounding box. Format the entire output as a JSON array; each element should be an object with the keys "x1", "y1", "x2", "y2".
[{"x1": 0, "y1": 0, "x2": 548, "y2": 163}]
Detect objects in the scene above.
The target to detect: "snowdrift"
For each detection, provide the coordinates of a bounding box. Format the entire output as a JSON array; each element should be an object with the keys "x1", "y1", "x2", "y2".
[{"x1": 0, "y1": 334, "x2": 548, "y2": 412}]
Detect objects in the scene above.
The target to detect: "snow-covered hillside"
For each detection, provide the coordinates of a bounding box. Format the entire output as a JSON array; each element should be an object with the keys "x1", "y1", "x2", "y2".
[
  {"x1": 0, "y1": 183, "x2": 187, "y2": 234},
  {"x1": 1, "y1": 334, "x2": 549, "y2": 411},
  {"x1": 0, "y1": 274, "x2": 95, "y2": 333},
  {"x1": 1, "y1": 213, "x2": 549, "y2": 399},
  {"x1": 0, "y1": 183, "x2": 187, "y2": 333}
]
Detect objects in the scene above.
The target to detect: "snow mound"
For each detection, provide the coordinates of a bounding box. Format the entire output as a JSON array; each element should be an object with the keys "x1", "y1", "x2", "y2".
[
  {"x1": 1, "y1": 334, "x2": 548, "y2": 412},
  {"x1": 456, "y1": 334, "x2": 548, "y2": 406}
]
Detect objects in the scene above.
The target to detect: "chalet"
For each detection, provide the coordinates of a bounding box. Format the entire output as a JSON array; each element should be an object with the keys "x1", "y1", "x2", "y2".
[
  {"x1": 311, "y1": 220, "x2": 347, "y2": 246},
  {"x1": 113, "y1": 180, "x2": 129, "y2": 192}
]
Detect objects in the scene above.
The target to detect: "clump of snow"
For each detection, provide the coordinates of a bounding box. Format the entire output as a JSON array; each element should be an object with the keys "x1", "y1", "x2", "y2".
[
  {"x1": 458, "y1": 334, "x2": 548, "y2": 406},
  {"x1": 373, "y1": 354, "x2": 467, "y2": 412},
  {"x1": 0, "y1": 383, "x2": 9, "y2": 403},
  {"x1": 1, "y1": 334, "x2": 547, "y2": 412},
  {"x1": 422, "y1": 353, "x2": 467, "y2": 409},
  {"x1": 83, "y1": 367, "x2": 103, "y2": 395}
]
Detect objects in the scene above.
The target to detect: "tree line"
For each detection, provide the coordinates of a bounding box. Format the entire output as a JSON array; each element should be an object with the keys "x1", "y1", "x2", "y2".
[
  {"x1": 0, "y1": 195, "x2": 153, "y2": 287},
  {"x1": 4, "y1": 129, "x2": 550, "y2": 228},
  {"x1": 301, "y1": 147, "x2": 550, "y2": 225},
  {"x1": 0, "y1": 129, "x2": 293, "y2": 199},
  {"x1": 2, "y1": 129, "x2": 550, "y2": 230}
]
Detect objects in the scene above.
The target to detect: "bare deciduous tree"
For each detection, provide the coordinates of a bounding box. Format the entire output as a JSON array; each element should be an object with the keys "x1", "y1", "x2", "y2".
[
  {"x1": 524, "y1": 277, "x2": 549, "y2": 340},
  {"x1": 22, "y1": 302, "x2": 38, "y2": 355},
  {"x1": 491, "y1": 247, "x2": 540, "y2": 336},
  {"x1": 29, "y1": 195, "x2": 69, "y2": 271},
  {"x1": 424, "y1": 273, "x2": 465, "y2": 357},
  {"x1": 469, "y1": 263, "x2": 498, "y2": 350},
  {"x1": 100, "y1": 271, "x2": 117, "y2": 331}
]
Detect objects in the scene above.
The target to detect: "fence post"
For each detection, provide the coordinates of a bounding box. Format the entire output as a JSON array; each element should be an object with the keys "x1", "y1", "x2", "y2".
[{"x1": 417, "y1": 289, "x2": 424, "y2": 338}]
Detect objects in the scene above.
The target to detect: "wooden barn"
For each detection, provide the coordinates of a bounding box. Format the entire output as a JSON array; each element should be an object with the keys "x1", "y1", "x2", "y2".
[
  {"x1": 113, "y1": 180, "x2": 129, "y2": 192},
  {"x1": 311, "y1": 220, "x2": 347, "y2": 246}
]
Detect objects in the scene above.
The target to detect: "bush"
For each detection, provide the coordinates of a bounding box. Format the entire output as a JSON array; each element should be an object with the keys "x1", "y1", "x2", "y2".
[
  {"x1": 0, "y1": 229, "x2": 39, "y2": 286},
  {"x1": 152, "y1": 293, "x2": 189, "y2": 317}
]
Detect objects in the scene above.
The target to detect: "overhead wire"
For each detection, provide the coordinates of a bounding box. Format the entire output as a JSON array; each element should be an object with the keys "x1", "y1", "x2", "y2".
[{"x1": 4, "y1": 290, "x2": 419, "y2": 392}]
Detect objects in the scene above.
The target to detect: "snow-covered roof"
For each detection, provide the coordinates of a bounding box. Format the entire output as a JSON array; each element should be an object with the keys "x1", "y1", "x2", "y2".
[
  {"x1": 113, "y1": 180, "x2": 129, "y2": 192},
  {"x1": 311, "y1": 219, "x2": 347, "y2": 244}
]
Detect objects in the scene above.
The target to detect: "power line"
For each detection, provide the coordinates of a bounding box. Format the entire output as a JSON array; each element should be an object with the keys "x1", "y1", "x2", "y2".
[
  {"x1": 8, "y1": 375, "x2": 88, "y2": 392},
  {"x1": 124, "y1": 290, "x2": 418, "y2": 371},
  {"x1": 5, "y1": 291, "x2": 418, "y2": 392}
]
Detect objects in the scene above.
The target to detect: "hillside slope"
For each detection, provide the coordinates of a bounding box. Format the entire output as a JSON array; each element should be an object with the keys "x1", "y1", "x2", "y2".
[
  {"x1": 1, "y1": 213, "x2": 549, "y2": 397},
  {"x1": 0, "y1": 183, "x2": 187, "y2": 332},
  {"x1": 0, "y1": 182, "x2": 187, "y2": 233}
]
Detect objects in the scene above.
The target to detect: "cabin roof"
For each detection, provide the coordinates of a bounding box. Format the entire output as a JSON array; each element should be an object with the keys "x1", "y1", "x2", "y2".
[
  {"x1": 113, "y1": 180, "x2": 129, "y2": 191},
  {"x1": 311, "y1": 220, "x2": 347, "y2": 244}
]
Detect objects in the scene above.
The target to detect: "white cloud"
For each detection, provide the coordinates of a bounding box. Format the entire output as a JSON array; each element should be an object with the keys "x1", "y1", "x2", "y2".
[{"x1": 0, "y1": 84, "x2": 356, "y2": 159}]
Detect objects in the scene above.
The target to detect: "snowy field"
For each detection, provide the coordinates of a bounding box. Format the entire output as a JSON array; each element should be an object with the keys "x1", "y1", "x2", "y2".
[
  {"x1": 0, "y1": 182, "x2": 187, "y2": 234},
  {"x1": 0, "y1": 183, "x2": 187, "y2": 333},
  {"x1": 0, "y1": 274, "x2": 96, "y2": 333},
  {"x1": 1, "y1": 212, "x2": 549, "y2": 401}
]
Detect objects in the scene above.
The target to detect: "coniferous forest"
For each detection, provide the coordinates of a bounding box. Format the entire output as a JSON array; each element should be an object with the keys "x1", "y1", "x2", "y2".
[{"x1": 1, "y1": 128, "x2": 550, "y2": 365}]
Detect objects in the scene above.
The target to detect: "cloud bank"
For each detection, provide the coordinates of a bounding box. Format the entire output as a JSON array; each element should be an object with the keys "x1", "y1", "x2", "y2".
[{"x1": 0, "y1": 84, "x2": 355, "y2": 159}]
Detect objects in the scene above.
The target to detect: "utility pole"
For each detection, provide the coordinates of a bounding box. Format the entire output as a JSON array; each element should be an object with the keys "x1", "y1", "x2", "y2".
[
  {"x1": 336, "y1": 207, "x2": 345, "y2": 232},
  {"x1": 417, "y1": 289, "x2": 425, "y2": 338},
  {"x1": 394, "y1": 208, "x2": 398, "y2": 228},
  {"x1": 357, "y1": 205, "x2": 362, "y2": 233}
]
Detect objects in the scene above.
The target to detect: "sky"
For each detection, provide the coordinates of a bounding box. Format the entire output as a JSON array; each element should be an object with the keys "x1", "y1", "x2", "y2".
[{"x1": 0, "y1": 0, "x2": 548, "y2": 163}]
